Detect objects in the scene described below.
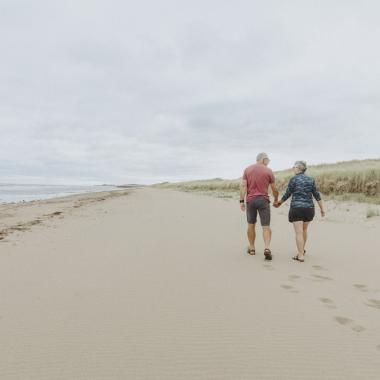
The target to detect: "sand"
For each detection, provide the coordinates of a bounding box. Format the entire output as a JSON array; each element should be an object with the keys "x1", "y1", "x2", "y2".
[{"x1": 0, "y1": 187, "x2": 379, "y2": 379}]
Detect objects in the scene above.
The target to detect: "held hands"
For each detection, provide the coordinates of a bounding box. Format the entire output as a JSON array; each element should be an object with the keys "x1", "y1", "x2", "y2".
[{"x1": 273, "y1": 200, "x2": 281, "y2": 208}]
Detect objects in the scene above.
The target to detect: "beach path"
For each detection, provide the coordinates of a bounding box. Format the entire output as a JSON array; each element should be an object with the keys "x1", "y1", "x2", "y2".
[{"x1": 0, "y1": 187, "x2": 379, "y2": 379}]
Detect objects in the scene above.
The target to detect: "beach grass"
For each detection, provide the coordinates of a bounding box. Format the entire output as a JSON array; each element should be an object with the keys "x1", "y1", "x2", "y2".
[
  {"x1": 152, "y1": 159, "x2": 380, "y2": 204},
  {"x1": 366, "y1": 208, "x2": 380, "y2": 218}
]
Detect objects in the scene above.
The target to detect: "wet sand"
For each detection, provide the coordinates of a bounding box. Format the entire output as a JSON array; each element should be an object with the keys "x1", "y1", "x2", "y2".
[{"x1": 0, "y1": 187, "x2": 379, "y2": 379}]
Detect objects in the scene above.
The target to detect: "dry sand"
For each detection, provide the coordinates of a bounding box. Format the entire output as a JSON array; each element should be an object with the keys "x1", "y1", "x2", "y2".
[{"x1": 0, "y1": 187, "x2": 379, "y2": 379}]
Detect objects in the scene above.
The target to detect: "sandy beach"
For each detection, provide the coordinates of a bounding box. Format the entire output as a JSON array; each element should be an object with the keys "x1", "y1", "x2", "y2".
[{"x1": 0, "y1": 187, "x2": 379, "y2": 379}]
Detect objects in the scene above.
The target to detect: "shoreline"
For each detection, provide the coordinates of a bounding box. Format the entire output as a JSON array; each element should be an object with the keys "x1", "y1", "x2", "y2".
[
  {"x1": 0, "y1": 188, "x2": 131, "y2": 242},
  {"x1": 0, "y1": 184, "x2": 143, "y2": 205}
]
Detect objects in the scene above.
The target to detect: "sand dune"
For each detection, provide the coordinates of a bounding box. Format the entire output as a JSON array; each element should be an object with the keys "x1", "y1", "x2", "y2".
[{"x1": 0, "y1": 187, "x2": 379, "y2": 379}]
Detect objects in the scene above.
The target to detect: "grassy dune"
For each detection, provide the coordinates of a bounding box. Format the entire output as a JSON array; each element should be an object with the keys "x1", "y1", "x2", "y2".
[{"x1": 153, "y1": 159, "x2": 380, "y2": 204}]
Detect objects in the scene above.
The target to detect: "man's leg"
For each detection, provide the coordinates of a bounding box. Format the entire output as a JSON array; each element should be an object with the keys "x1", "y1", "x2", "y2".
[
  {"x1": 247, "y1": 223, "x2": 256, "y2": 250},
  {"x1": 257, "y1": 198, "x2": 271, "y2": 251},
  {"x1": 246, "y1": 201, "x2": 257, "y2": 252},
  {"x1": 262, "y1": 226, "x2": 271, "y2": 250},
  {"x1": 293, "y1": 221, "x2": 305, "y2": 258},
  {"x1": 303, "y1": 222, "x2": 310, "y2": 251}
]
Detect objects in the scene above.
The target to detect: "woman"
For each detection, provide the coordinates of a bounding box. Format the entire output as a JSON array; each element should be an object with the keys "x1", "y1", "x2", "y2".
[{"x1": 276, "y1": 161, "x2": 325, "y2": 262}]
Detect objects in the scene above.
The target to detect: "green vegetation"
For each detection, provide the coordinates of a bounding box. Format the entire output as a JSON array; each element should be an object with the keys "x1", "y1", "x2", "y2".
[
  {"x1": 366, "y1": 208, "x2": 380, "y2": 218},
  {"x1": 275, "y1": 159, "x2": 380, "y2": 199},
  {"x1": 152, "y1": 159, "x2": 380, "y2": 204}
]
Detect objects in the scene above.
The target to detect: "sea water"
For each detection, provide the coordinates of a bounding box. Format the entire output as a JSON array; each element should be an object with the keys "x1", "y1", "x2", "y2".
[{"x1": 0, "y1": 184, "x2": 121, "y2": 203}]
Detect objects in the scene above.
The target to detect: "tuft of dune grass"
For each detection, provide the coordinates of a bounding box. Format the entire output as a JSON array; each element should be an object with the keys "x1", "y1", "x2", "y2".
[
  {"x1": 366, "y1": 208, "x2": 380, "y2": 218},
  {"x1": 152, "y1": 159, "x2": 380, "y2": 204}
]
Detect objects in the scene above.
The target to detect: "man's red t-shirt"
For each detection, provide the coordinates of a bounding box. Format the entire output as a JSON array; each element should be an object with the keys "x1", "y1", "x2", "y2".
[{"x1": 243, "y1": 163, "x2": 275, "y2": 202}]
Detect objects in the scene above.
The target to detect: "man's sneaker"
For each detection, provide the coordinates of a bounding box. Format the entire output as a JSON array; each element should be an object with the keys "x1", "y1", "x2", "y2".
[{"x1": 264, "y1": 249, "x2": 272, "y2": 261}]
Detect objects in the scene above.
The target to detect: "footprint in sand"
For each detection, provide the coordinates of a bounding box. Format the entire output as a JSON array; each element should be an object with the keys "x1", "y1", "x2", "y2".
[
  {"x1": 354, "y1": 284, "x2": 368, "y2": 292},
  {"x1": 311, "y1": 274, "x2": 334, "y2": 282},
  {"x1": 263, "y1": 264, "x2": 274, "y2": 271},
  {"x1": 319, "y1": 297, "x2": 337, "y2": 309},
  {"x1": 334, "y1": 316, "x2": 366, "y2": 333},
  {"x1": 351, "y1": 325, "x2": 366, "y2": 332},
  {"x1": 354, "y1": 284, "x2": 379, "y2": 294},
  {"x1": 288, "y1": 274, "x2": 301, "y2": 282},
  {"x1": 312, "y1": 265, "x2": 326, "y2": 271},
  {"x1": 281, "y1": 284, "x2": 299, "y2": 293},
  {"x1": 334, "y1": 316, "x2": 353, "y2": 327},
  {"x1": 364, "y1": 299, "x2": 380, "y2": 310}
]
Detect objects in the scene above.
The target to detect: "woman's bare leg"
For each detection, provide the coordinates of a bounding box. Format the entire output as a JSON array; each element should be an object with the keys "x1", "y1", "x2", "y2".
[
  {"x1": 293, "y1": 221, "x2": 305, "y2": 259},
  {"x1": 303, "y1": 222, "x2": 310, "y2": 252}
]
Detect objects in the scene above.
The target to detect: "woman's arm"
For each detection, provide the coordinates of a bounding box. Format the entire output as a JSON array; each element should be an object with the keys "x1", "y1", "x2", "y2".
[
  {"x1": 311, "y1": 179, "x2": 322, "y2": 201},
  {"x1": 317, "y1": 200, "x2": 325, "y2": 217},
  {"x1": 276, "y1": 177, "x2": 295, "y2": 207},
  {"x1": 312, "y1": 179, "x2": 325, "y2": 216}
]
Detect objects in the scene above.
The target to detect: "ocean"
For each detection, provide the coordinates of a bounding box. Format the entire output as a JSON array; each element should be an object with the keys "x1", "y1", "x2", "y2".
[{"x1": 0, "y1": 184, "x2": 121, "y2": 203}]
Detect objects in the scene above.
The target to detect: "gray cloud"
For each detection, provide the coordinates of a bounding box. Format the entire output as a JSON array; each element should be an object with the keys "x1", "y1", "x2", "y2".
[{"x1": 0, "y1": 0, "x2": 379, "y2": 184}]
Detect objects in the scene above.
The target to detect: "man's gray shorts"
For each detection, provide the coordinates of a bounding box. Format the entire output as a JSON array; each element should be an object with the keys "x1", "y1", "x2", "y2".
[{"x1": 246, "y1": 196, "x2": 271, "y2": 226}]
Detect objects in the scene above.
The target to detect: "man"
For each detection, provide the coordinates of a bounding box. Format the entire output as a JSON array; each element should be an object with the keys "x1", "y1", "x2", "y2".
[{"x1": 240, "y1": 152, "x2": 279, "y2": 260}]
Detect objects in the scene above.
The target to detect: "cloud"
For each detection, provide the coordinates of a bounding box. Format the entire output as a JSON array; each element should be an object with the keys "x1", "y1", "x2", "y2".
[{"x1": 0, "y1": 0, "x2": 379, "y2": 184}]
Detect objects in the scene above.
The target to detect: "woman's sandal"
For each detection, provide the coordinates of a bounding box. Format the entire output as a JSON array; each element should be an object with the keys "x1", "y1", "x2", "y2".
[
  {"x1": 292, "y1": 255, "x2": 305, "y2": 262},
  {"x1": 247, "y1": 247, "x2": 256, "y2": 255}
]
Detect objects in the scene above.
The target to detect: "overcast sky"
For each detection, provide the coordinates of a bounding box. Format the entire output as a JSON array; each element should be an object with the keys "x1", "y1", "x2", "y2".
[{"x1": 0, "y1": 0, "x2": 379, "y2": 185}]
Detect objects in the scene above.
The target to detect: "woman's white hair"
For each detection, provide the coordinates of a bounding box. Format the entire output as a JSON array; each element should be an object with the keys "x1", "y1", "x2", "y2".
[{"x1": 294, "y1": 160, "x2": 307, "y2": 172}]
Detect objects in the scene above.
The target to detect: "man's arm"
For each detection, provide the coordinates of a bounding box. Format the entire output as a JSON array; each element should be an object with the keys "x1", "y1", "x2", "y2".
[
  {"x1": 268, "y1": 171, "x2": 279, "y2": 205},
  {"x1": 270, "y1": 182, "x2": 279, "y2": 205},
  {"x1": 240, "y1": 178, "x2": 247, "y2": 211}
]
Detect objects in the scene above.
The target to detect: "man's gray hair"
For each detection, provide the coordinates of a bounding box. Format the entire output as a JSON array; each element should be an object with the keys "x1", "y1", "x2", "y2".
[
  {"x1": 294, "y1": 160, "x2": 307, "y2": 172},
  {"x1": 256, "y1": 152, "x2": 269, "y2": 162}
]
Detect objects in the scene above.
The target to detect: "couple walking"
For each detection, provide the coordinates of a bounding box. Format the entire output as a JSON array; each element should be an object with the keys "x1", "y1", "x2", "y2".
[{"x1": 240, "y1": 152, "x2": 325, "y2": 262}]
